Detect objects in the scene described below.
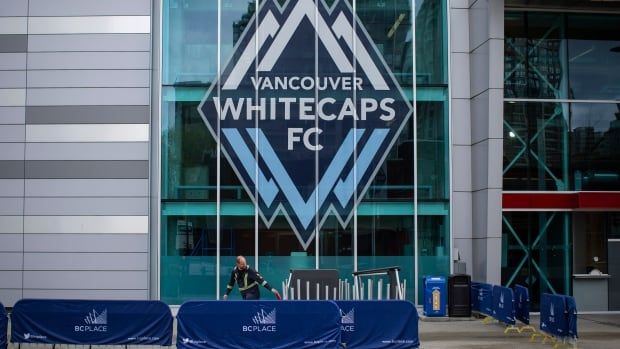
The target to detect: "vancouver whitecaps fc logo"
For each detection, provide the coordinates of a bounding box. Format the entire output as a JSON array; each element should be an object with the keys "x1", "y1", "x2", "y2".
[{"x1": 198, "y1": 0, "x2": 412, "y2": 248}]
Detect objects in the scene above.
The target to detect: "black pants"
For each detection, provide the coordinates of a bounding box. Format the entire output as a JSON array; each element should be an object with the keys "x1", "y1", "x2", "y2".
[{"x1": 242, "y1": 287, "x2": 260, "y2": 300}]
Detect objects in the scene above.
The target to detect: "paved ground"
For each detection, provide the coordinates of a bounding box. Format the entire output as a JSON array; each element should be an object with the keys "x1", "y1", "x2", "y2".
[{"x1": 420, "y1": 314, "x2": 620, "y2": 349}]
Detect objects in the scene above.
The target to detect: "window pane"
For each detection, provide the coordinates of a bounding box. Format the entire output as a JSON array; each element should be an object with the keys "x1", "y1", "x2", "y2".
[
  {"x1": 163, "y1": 0, "x2": 218, "y2": 85},
  {"x1": 219, "y1": 216, "x2": 255, "y2": 300},
  {"x1": 417, "y1": 214, "x2": 449, "y2": 302},
  {"x1": 357, "y1": 0, "x2": 414, "y2": 86},
  {"x1": 503, "y1": 101, "x2": 569, "y2": 191},
  {"x1": 502, "y1": 212, "x2": 570, "y2": 311},
  {"x1": 358, "y1": 215, "x2": 415, "y2": 301},
  {"x1": 416, "y1": 0, "x2": 447, "y2": 85},
  {"x1": 567, "y1": 15, "x2": 620, "y2": 100},
  {"x1": 571, "y1": 103, "x2": 620, "y2": 191},
  {"x1": 504, "y1": 12, "x2": 567, "y2": 99},
  {"x1": 418, "y1": 100, "x2": 447, "y2": 200},
  {"x1": 161, "y1": 215, "x2": 216, "y2": 304},
  {"x1": 161, "y1": 87, "x2": 217, "y2": 200}
]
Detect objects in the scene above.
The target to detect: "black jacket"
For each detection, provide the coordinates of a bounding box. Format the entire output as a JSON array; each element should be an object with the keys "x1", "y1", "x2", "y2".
[{"x1": 225, "y1": 266, "x2": 273, "y2": 297}]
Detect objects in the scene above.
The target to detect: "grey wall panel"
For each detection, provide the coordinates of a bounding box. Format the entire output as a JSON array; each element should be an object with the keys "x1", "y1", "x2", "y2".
[
  {"x1": 28, "y1": 70, "x2": 150, "y2": 88},
  {"x1": 28, "y1": 52, "x2": 150, "y2": 70},
  {"x1": 24, "y1": 252, "x2": 147, "y2": 271},
  {"x1": 27, "y1": 88, "x2": 150, "y2": 106},
  {"x1": 0, "y1": 289, "x2": 22, "y2": 307},
  {"x1": 0, "y1": 234, "x2": 22, "y2": 251},
  {"x1": 0, "y1": 271, "x2": 21, "y2": 288},
  {"x1": 0, "y1": 197, "x2": 23, "y2": 215},
  {"x1": 28, "y1": 34, "x2": 151, "y2": 52},
  {"x1": 26, "y1": 142, "x2": 149, "y2": 160},
  {"x1": 0, "y1": 160, "x2": 24, "y2": 178},
  {"x1": 23, "y1": 271, "x2": 147, "y2": 289},
  {"x1": 0, "y1": 88, "x2": 25, "y2": 106},
  {"x1": 29, "y1": 0, "x2": 150, "y2": 16},
  {"x1": 0, "y1": 71, "x2": 26, "y2": 88},
  {"x1": 25, "y1": 197, "x2": 148, "y2": 215},
  {"x1": 26, "y1": 124, "x2": 149, "y2": 142},
  {"x1": 24, "y1": 234, "x2": 147, "y2": 252},
  {"x1": 28, "y1": 16, "x2": 150, "y2": 35},
  {"x1": 0, "y1": 125, "x2": 25, "y2": 142},
  {"x1": 25, "y1": 179, "x2": 148, "y2": 197},
  {"x1": 0, "y1": 53, "x2": 26, "y2": 70},
  {"x1": 0, "y1": 35, "x2": 27, "y2": 53},
  {"x1": 0, "y1": 106, "x2": 25, "y2": 124},
  {"x1": 24, "y1": 216, "x2": 148, "y2": 234},
  {"x1": 25, "y1": 160, "x2": 148, "y2": 179},
  {"x1": 0, "y1": 252, "x2": 23, "y2": 270},
  {"x1": 0, "y1": 18, "x2": 27, "y2": 35},
  {"x1": 0, "y1": 0, "x2": 28, "y2": 16},
  {"x1": 26, "y1": 105, "x2": 150, "y2": 124},
  {"x1": 0, "y1": 179, "x2": 24, "y2": 197},
  {"x1": 0, "y1": 216, "x2": 22, "y2": 234},
  {"x1": 0, "y1": 144, "x2": 25, "y2": 160},
  {"x1": 23, "y1": 289, "x2": 147, "y2": 300}
]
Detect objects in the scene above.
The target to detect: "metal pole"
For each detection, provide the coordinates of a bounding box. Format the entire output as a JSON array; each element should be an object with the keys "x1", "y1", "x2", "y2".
[{"x1": 306, "y1": 281, "x2": 310, "y2": 300}]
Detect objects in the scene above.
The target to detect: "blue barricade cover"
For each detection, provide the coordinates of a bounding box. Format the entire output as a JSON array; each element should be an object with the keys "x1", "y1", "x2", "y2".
[
  {"x1": 11, "y1": 299, "x2": 173, "y2": 345},
  {"x1": 177, "y1": 300, "x2": 341, "y2": 349},
  {"x1": 492, "y1": 286, "x2": 516, "y2": 325},
  {"x1": 564, "y1": 296, "x2": 578, "y2": 339},
  {"x1": 470, "y1": 283, "x2": 481, "y2": 312},
  {"x1": 0, "y1": 302, "x2": 7, "y2": 349},
  {"x1": 513, "y1": 285, "x2": 530, "y2": 325},
  {"x1": 540, "y1": 293, "x2": 568, "y2": 338},
  {"x1": 335, "y1": 301, "x2": 419, "y2": 349},
  {"x1": 474, "y1": 283, "x2": 493, "y2": 316}
]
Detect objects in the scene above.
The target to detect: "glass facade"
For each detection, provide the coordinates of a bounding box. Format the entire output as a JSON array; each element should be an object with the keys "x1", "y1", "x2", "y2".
[
  {"x1": 160, "y1": 0, "x2": 449, "y2": 304},
  {"x1": 503, "y1": 9, "x2": 620, "y2": 309}
]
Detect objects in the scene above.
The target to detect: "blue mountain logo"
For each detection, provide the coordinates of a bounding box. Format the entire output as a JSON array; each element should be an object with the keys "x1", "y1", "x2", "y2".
[{"x1": 198, "y1": 0, "x2": 412, "y2": 248}]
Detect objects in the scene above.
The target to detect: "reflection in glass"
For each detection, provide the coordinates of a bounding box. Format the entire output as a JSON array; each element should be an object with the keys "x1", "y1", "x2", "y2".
[
  {"x1": 163, "y1": 0, "x2": 218, "y2": 85},
  {"x1": 567, "y1": 15, "x2": 620, "y2": 100},
  {"x1": 504, "y1": 12, "x2": 567, "y2": 99},
  {"x1": 258, "y1": 217, "x2": 316, "y2": 297},
  {"x1": 160, "y1": 215, "x2": 217, "y2": 304},
  {"x1": 415, "y1": 0, "x2": 447, "y2": 85},
  {"x1": 358, "y1": 215, "x2": 415, "y2": 301},
  {"x1": 161, "y1": 88, "x2": 217, "y2": 200},
  {"x1": 502, "y1": 212, "x2": 570, "y2": 310},
  {"x1": 503, "y1": 101, "x2": 569, "y2": 191},
  {"x1": 219, "y1": 216, "x2": 255, "y2": 300},
  {"x1": 571, "y1": 103, "x2": 620, "y2": 191}
]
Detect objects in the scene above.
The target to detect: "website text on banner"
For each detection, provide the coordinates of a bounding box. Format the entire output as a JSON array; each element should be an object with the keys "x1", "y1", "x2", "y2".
[
  {"x1": 176, "y1": 300, "x2": 341, "y2": 349},
  {"x1": 335, "y1": 300, "x2": 419, "y2": 349},
  {"x1": 10, "y1": 300, "x2": 173, "y2": 346}
]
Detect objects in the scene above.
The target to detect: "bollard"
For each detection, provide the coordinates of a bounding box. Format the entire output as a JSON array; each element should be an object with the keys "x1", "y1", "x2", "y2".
[
  {"x1": 316, "y1": 283, "x2": 320, "y2": 300},
  {"x1": 290, "y1": 287, "x2": 295, "y2": 300},
  {"x1": 403, "y1": 279, "x2": 407, "y2": 300},
  {"x1": 325, "y1": 285, "x2": 329, "y2": 300},
  {"x1": 297, "y1": 279, "x2": 301, "y2": 300},
  {"x1": 378, "y1": 279, "x2": 383, "y2": 300},
  {"x1": 387, "y1": 283, "x2": 391, "y2": 300},
  {"x1": 306, "y1": 281, "x2": 310, "y2": 300},
  {"x1": 282, "y1": 281, "x2": 287, "y2": 300},
  {"x1": 333, "y1": 287, "x2": 337, "y2": 300},
  {"x1": 368, "y1": 279, "x2": 373, "y2": 300}
]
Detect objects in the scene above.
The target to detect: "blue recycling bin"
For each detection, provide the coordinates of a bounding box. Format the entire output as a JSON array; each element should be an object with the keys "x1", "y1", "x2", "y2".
[{"x1": 424, "y1": 276, "x2": 447, "y2": 317}]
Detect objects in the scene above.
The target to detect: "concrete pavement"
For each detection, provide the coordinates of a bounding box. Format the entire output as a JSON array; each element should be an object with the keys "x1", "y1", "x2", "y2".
[{"x1": 419, "y1": 314, "x2": 620, "y2": 349}]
